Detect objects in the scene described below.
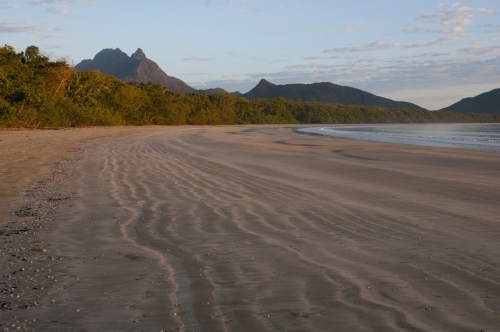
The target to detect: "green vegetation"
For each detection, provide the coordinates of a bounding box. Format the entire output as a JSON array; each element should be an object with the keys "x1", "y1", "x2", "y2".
[{"x1": 1, "y1": 45, "x2": 499, "y2": 128}]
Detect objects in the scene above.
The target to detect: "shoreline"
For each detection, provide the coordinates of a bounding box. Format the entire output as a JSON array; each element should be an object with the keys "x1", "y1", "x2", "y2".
[
  {"x1": 296, "y1": 123, "x2": 500, "y2": 152},
  {"x1": 1, "y1": 125, "x2": 500, "y2": 331}
]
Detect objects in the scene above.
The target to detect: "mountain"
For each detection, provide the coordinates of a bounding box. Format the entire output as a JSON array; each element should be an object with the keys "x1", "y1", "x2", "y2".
[
  {"x1": 75, "y1": 48, "x2": 196, "y2": 93},
  {"x1": 197, "y1": 87, "x2": 228, "y2": 95},
  {"x1": 242, "y1": 79, "x2": 425, "y2": 110},
  {"x1": 441, "y1": 89, "x2": 500, "y2": 114}
]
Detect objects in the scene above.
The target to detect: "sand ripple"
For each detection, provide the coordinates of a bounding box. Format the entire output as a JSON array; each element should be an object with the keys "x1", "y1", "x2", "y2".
[{"x1": 3, "y1": 125, "x2": 500, "y2": 331}]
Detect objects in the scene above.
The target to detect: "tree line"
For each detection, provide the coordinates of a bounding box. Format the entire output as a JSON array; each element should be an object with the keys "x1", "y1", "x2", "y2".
[{"x1": 1, "y1": 45, "x2": 499, "y2": 128}]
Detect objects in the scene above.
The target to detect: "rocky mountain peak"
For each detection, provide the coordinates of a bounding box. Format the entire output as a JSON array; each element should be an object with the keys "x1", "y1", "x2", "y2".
[
  {"x1": 257, "y1": 78, "x2": 275, "y2": 88},
  {"x1": 132, "y1": 48, "x2": 147, "y2": 60},
  {"x1": 75, "y1": 47, "x2": 195, "y2": 93}
]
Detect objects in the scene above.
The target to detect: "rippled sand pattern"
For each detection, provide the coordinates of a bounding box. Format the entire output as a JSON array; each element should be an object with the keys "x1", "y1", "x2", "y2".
[{"x1": 16, "y1": 126, "x2": 500, "y2": 331}]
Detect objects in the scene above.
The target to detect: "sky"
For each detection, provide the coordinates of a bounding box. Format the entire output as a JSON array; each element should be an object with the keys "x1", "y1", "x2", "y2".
[{"x1": 1, "y1": 0, "x2": 500, "y2": 110}]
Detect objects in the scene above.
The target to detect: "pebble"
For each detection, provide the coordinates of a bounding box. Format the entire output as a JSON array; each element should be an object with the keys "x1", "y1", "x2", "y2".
[{"x1": 0, "y1": 149, "x2": 80, "y2": 329}]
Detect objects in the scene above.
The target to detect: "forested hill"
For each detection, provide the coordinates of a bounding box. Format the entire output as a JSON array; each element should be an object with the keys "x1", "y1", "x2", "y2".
[
  {"x1": 242, "y1": 79, "x2": 426, "y2": 110},
  {"x1": 76, "y1": 48, "x2": 196, "y2": 93},
  {"x1": 197, "y1": 88, "x2": 229, "y2": 95},
  {"x1": 1, "y1": 45, "x2": 499, "y2": 128},
  {"x1": 441, "y1": 89, "x2": 500, "y2": 114}
]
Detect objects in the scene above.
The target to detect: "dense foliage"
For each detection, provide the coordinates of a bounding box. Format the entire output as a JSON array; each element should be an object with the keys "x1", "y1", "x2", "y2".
[{"x1": 1, "y1": 45, "x2": 499, "y2": 128}]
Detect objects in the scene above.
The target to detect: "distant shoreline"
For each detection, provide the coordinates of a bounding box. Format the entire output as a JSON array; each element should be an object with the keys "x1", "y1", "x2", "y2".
[{"x1": 298, "y1": 123, "x2": 500, "y2": 151}]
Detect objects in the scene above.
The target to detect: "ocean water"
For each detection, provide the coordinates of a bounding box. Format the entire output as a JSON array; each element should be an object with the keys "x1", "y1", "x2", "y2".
[{"x1": 298, "y1": 123, "x2": 500, "y2": 151}]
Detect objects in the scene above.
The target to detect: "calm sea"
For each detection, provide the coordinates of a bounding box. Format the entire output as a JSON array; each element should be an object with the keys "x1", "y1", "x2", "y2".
[{"x1": 298, "y1": 123, "x2": 500, "y2": 151}]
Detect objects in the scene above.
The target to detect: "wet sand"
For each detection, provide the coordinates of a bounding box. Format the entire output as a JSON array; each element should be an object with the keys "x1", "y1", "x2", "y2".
[{"x1": 1, "y1": 125, "x2": 500, "y2": 331}]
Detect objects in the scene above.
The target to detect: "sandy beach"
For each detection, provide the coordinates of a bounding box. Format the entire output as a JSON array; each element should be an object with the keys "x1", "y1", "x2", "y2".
[{"x1": 1, "y1": 125, "x2": 500, "y2": 331}]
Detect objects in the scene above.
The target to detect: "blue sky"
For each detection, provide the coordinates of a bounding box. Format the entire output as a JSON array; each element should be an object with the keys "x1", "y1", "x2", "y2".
[{"x1": 1, "y1": 0, "x2": 499, "y2": 109}]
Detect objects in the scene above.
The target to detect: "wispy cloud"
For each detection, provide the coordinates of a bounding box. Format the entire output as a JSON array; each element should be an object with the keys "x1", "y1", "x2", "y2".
[
  {"x1": 29, "y1": 0, "x2": 101, "y2": 14},
  {"x1": 339, "y1": 23, "x2": 357, "y2": 33},
  {"x1": 405, "y1": 35, "x2": 461, "y2": 48},
  {"x1": 47, "y1": 5, "x2": 69, "y2": 14},
  {"x1": 323, "y1": 36, "x2": 459, "y2": 54},
  {"x1": 0, "y1": 4, "x2": 18, "y2": 12},
  {"x1": 458, "y1": 45, "x2": 500, "y2": 56},
  {"x1": 303, "y1": 56, "x2": 329, "y2": 60},
  {"x1": 483, "y1": 24, "x2": 500, "y2": 33},
  {"x1": 0, "y1": 18, "x2": 41, "y2": 33},
  {"x1": 323, "y1": 41, "x2": 394, "y2": 54},
  {"x1": 323, "y1": 47, "x2": 349, "y2": 54},
  {"x1": 351, "y1": 40, "x2": 397, "y2": 52},
  {"x1": 404, "y1": 5, "x2": 494, "y2": 34}
]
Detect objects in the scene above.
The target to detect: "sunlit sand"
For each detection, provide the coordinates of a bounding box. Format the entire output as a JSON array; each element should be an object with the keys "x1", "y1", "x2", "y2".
[{"x1": 1, "y1": 125, "x2": 500, "y2": 331}]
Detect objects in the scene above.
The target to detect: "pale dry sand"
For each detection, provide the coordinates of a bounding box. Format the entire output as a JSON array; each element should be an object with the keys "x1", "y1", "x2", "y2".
[
  {"x1": 1, "y1": 125, "x2": 500, "y2": 331},
  {"x1": 0, "y1": 127, "x2": 152, "y2": 222}
]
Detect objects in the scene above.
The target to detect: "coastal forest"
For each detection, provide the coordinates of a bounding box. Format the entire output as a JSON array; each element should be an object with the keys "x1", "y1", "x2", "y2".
[{"x1": 1, "y1": 45, "x2": 499, "y2": 128}]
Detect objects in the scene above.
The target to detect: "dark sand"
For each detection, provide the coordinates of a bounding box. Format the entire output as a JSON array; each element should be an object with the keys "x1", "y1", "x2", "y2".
[{"x1": 1, "y1": 125, "x2": 500, "y2": 331}]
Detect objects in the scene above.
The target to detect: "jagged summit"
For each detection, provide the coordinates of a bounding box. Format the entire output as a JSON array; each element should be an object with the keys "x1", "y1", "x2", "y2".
[
  {"x1": 257, "y1": 78, "x2": 275, "y2": 87},
  {"x1": 75, "y1": 48, "x2": 195, "y2": 93},
  {"x1": 132, "y1": 48, "x2": 147, "y2": 60}
]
